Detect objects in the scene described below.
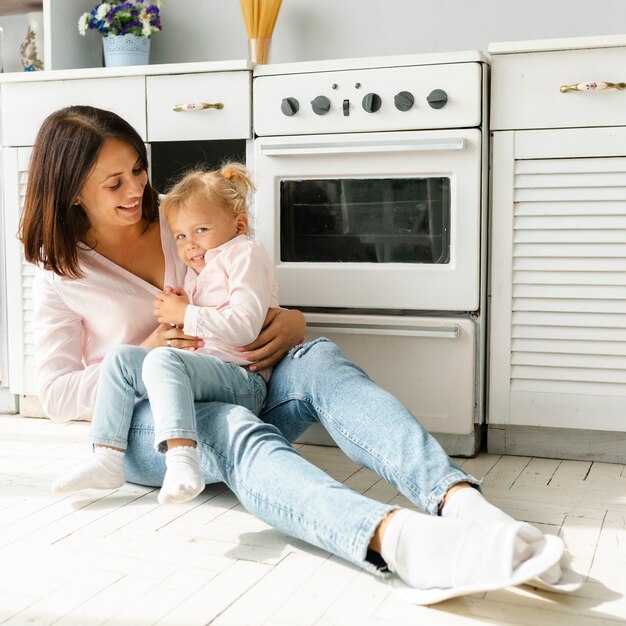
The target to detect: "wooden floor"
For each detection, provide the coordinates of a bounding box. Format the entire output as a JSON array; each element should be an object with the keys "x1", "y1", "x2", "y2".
[{"x1": 1, "y1": 414, "x2": 625, "y2": 626}]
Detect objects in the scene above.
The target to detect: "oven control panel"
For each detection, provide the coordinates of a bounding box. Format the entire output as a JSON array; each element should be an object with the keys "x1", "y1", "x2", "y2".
[{"x1": 254, "y1": 62, "x2": 483, "y2": 136}]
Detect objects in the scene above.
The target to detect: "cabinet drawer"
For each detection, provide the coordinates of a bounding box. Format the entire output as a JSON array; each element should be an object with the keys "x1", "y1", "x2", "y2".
[
  {"x1": 491, "y1": 47, "x2": 626, "y2": 130},
  {"x1": 1, "y1": 77, "x2": 146, "y2": 147},
  {"x1": 146, "y1": 72, "x2": 251, "y2": 142}
]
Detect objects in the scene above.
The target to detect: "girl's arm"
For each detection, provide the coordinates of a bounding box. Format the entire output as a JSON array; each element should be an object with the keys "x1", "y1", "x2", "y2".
[{"x1": 182, "y1": 242, "x2": 275, "y2": 346}]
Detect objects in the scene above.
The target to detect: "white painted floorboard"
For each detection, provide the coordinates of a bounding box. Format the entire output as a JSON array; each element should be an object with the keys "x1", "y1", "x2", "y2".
[{"x1": 1, "y1": 414, "x2": 625, "y2": 625}]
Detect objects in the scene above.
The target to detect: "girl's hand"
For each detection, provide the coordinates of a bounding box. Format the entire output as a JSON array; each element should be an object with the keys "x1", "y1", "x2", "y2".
[
  {"x1": 140, "y1": 323, "x2": 204, "y2": 351},
  {"x1": 240, "y1": 308, "x2": 306, "y2": 370},
  {"x1": 154, "y1": 286, "x2": 189, "y2": 325}
]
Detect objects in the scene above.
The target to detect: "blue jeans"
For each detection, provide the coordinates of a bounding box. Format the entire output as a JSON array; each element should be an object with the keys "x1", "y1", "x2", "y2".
[
  {"x1": 91, "y1": 345, "x2": 266, "y2": 452},
  {"x1": 124, "y1": 338, "x2": 478, "y2": 570}
]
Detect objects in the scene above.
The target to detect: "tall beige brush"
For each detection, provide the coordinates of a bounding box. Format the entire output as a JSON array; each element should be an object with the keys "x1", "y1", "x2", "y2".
[{"x1": 239, "y1": 0, "x2": 282, "y2": 64}]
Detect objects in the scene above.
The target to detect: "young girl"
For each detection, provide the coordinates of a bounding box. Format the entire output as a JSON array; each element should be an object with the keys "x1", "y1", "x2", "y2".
[{"x1": 52, "y1": 163, "x2": 279, "y2": 505}]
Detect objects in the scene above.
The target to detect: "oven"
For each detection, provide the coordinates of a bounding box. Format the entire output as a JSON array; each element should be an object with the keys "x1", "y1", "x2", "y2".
[{"x1": 252, "y1": 53, "x2": 489, "y2": 455}]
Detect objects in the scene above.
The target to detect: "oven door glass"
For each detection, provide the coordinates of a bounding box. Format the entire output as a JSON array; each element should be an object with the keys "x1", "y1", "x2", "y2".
[{"x1": 280, "y1": 177, "x2": 450, "y2": 264}]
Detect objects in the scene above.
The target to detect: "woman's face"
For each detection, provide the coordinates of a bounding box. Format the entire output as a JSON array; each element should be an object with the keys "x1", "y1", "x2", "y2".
[{"x1": 76, "y1": 138, "x2": 149, "y2": 232}]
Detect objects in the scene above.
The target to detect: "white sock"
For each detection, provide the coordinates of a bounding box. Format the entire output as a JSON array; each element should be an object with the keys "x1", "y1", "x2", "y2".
[
  {"x1": 441, "y1": 487, "x2": 562, "y2": 584},
  {"x1": 158, "y1": 446, "x2": 204, "y2": 505},
  {"x1": 380, "y1": 509, "x2": 534, "y2": 589},
  {"x1": 51, "y1": 447, "x2": 125, "y2": 494},
  {"x1": 441, "y1": 486, "x2": 515, "y2": 524}
]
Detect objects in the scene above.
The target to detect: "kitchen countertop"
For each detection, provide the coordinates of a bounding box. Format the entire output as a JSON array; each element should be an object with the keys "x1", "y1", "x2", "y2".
[
  {"x1": 0, "y1": 59, "x2": 253, "y2": 83},
  {"x1": 489, "y1": 33, "x2": 626, "y2": 55},
  {"x1": 253, "y1": 50, "x2": 490, "y2": 77}
]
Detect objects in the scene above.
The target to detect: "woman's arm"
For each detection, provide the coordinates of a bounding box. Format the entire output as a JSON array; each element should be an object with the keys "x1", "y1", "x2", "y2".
[
  {"x1": 34, "y1": 271, "x2": 203, "y2": 423},
  {"x1": 33, "y1": 270, "x2": 101, "y2": 423}
]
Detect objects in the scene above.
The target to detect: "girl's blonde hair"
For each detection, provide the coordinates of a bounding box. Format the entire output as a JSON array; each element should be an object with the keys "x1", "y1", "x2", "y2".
[{"x1": 162, "y1": 162, "x2": 254, "y2": 221}]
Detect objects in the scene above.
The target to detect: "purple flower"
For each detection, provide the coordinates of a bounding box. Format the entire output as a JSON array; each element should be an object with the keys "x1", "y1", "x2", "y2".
[{"x1": 120, "y1": 20, "x2": 143, "y2": 34}]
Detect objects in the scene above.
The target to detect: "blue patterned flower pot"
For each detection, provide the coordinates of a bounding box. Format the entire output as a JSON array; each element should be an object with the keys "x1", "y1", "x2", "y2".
[{"x1": 102, "y1": 34, "x2": 150, "y2": 67}]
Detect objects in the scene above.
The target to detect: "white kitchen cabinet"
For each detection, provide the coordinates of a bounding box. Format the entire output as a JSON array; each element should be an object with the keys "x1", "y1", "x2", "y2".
[
  {"x1": 0, "y1": 62, "x2": 251, "y2": 405},
  {"x1": 147, "y1": 72, "x2": 251, "y2": 141},
  {"x1": 3, "y1": 148, "x2": 36, "y2": 396},
  {"x1": 488, "y1": 36, "x2": 626, "y2": 462}
]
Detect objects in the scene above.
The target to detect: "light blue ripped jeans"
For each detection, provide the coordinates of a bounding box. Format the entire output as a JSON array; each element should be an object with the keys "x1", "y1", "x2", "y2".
[{"x1": 124, "y1": 338, "x2": 479, "y2": 571}]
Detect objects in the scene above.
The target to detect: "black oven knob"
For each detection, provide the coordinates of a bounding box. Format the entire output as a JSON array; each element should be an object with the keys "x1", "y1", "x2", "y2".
[
  {"x1": 427, "y1": 89, "x2": 448, "y2": 109},
  {"x1": 311, "y1": 95, "x2": 331, "y2": 115},
  {"x1": 281, "y1": 97, "x2": 300, "y2": 116},
  {"x1": 394, "y1": 91, "x2": 414, "y2": 111},
  {"x1": 362, "y1": 92, "x2": 382, "y2": 113}
]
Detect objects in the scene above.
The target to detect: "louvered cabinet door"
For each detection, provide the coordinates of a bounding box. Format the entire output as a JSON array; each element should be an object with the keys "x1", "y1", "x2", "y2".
[
  {"x1": 490, "y1": 127, "x2": 626, "y2": 432},
  {"x1": 3, "y1": 147, "x2": 38, "y2": 396}
]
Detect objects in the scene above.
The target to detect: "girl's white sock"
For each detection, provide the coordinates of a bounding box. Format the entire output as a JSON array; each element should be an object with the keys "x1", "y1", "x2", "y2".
[
  {"x1": 158, "y1": 446, "x2": 204, "y2": 505},
  {"x1": 51, "y1": 447, "x2": 125, "y2": 494},
  {"x1": 441, "y1": 487, "x2": 562, "y2": 584},
  {"x1": 380, "y1": 509, "x2": 534, "y2": 590}
]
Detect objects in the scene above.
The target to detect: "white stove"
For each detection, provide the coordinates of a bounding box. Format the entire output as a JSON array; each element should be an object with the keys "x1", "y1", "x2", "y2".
[{"x1": 251, "y1": 52, "x2": 489, "y2": 455}]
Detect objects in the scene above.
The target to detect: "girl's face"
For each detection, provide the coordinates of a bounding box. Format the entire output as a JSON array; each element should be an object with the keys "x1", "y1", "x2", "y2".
[
  {"x1": 76, "y1": 138, "x2": 149, "y2": 233},
  {"x1": 169, "y1": 194, "x2": 248, "y2": 273}
]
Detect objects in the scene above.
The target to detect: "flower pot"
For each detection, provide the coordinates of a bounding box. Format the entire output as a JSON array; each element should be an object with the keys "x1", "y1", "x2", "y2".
[{"x1": 102, "y1": 34, "x2": 150, "y2": 67}]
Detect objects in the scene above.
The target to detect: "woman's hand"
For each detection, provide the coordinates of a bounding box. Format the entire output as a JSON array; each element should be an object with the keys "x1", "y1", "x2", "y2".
[
  {"x1": 240, "y1": 308, "x2": 306, "y2": 370},
  {"x1": 140, "y1": 323, "x2": 204, "y2": 351}
]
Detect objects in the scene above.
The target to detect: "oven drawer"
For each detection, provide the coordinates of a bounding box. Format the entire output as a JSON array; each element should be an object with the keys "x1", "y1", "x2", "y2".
[
  {"x1": 146, "y1": 72, "x2": 252, "y2": 141},
  {"x1": 491, "y1": 46, "x2": 626, "y2": 130},
  {"x1": 1, "y1": 77, "x2": 146, "y2": 147},
  {"x1": 303, "y1": 313, "x2": 476, "y2": 435}
]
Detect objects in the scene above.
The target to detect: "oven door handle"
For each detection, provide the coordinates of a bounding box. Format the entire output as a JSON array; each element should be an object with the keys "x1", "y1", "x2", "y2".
[
  {"x1": 306, "y1": 322, "x2": 460, "y2": 339},
  {"x1": 259, "y1": 137, "x2": 466, "y2": 156}
]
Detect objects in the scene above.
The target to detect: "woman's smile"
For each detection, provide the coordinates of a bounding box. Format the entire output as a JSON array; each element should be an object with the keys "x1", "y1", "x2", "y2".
[{"x1": 77, "y1": 138, "x2": 149, "y2": 231}]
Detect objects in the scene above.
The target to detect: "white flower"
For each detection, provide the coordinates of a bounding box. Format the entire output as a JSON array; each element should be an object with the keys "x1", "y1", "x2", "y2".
[
  {"x1": 141, "y1": 17, "x2": 152, "y2": 38},
  {"x1": 77, "y1": 12, "x2": 90, "y2": 36},
  {"x1": 95, "y1": 3, "x2": 111, "y2": 21}
]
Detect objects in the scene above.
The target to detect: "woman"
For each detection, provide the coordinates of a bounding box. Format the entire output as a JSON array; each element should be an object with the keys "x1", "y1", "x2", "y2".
[{"x1": 21, "y1": 105, "x2": 572, "y2": 604}]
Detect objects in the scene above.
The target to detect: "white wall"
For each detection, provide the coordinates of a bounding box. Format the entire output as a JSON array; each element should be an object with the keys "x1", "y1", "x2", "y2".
[
  {"x1": 152, "y1": 0, "x2": 626, "y2": 65},
  {"x1": 0, "y1": 14, "x2": 30, "y2": 73},
  {"x1": 1, "y1": 0, "x2": 625, "y2": 71}
]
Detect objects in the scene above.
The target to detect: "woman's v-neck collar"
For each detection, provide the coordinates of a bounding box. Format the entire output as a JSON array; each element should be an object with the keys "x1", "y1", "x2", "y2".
[{"x1": 78, "y1": 204, "x2": 180, "y2": 292}]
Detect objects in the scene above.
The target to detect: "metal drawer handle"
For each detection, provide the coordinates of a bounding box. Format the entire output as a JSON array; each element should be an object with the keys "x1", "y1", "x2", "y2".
[
  {"x1": 559, "y1": 81, "x2": 626, "y2": 93},
  {"x1": 172, "y1": 102, "x2": 224, "y2": 112},
  {"x1": 308, "y1": 322, "x2": 460, "y2": 339}
]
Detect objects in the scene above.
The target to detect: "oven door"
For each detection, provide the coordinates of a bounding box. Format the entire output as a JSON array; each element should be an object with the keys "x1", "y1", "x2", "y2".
[{"x1": 253, "y1": 128, "x2": 482, "y2": 311}]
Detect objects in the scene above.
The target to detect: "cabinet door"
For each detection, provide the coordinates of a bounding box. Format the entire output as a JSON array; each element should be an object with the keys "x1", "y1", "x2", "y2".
[
  {"x1": 3, "y1": 147, "x2": 38, "y2": 395},
  {"x1": 146, "y1": 72, "x2": 251, "y2": 142},
  {"x1": 490, "y1": 127, "x2": 626, "y2": 432}
]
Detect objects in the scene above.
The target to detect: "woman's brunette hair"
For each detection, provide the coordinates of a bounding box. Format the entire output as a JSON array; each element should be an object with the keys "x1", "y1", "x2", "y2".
[{"x1": 20, "y1": 105, "x2": 159, "y2": 278}]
